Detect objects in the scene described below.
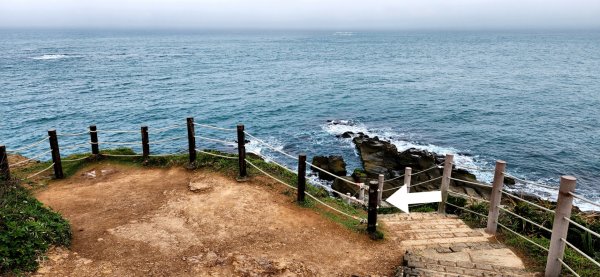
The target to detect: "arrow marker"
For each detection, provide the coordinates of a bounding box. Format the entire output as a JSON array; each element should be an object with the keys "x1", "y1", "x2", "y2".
[{"x1": 386, "y1": 185, "x2": 442, "y2": 214}]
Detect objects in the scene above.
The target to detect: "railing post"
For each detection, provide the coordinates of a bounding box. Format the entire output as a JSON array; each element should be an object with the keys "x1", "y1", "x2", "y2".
[
  {"x1": 404, "y1": 167, "x2": 412, "y2": 193},
  {"x1": 486, "y1": 160, "x2": 506, "y2": 234},
  {"x1": 545, "y1": 176, "x2": 577, "y2": 277},
  {"x1": 297, "y1": 154, "x2": 306, "y2": 203},
  {"x1": 186, "y1": 118, "x2": 196, "y2": 165},
  {"x1": 359, "y1": 184, "x2": 365, "y2": 201},
  {"x1": 48, "y1": 130, "x2": 63, "y2": 179},
  {"x1": 377, "y1": 174, "x2": 384, "y2": 205},
  {"x1": 236, "y1": 124, "x2": 247, "y2": 180},
  {"x1": 89, "y1": 125, "x2": 99, "y2": 155},
  {"x1": 437, "y1": 154, "x2": 454, "y2": 214},
  {"x1": 367, "y1": 180, "x2": 379, "y2": 234},
  {"x1": 141, "y1": 126, "x2": 149, "y2": 161},
  {"x1": 0, "y1": 145, "x2": 10, "y2": 181}
]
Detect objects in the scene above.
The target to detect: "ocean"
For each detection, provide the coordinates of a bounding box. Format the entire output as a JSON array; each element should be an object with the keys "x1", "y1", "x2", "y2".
[{"x1": 1, "y1": 30, "x2": 599, "y2": 209}]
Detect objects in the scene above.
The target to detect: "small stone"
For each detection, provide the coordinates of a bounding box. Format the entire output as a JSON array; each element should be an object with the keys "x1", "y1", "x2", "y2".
[{"x1": 97, "y1": 238, "x2": 104, "y2": 242}]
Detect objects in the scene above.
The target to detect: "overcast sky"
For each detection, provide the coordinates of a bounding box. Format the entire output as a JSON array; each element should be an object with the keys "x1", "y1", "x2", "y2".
[{"x1": 1, "y1": 0, "x2": 599, "y2": 30}]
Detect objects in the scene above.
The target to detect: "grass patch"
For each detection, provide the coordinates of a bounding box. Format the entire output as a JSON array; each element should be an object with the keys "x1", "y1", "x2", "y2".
[{"x1": 0, "y1": 183, "x2": 71, "y2": 274}]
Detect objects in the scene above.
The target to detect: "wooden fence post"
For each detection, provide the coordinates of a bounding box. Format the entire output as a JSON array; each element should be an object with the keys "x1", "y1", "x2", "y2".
[
  {"x1": 89, "y1": 125, "x2": 99, "y2": 155},
  {"x1": 377, "y1": 174, "x2": 384, "y2": 205},
  {"x1": 0, "y1": 145, "x2": 10, "y2": 181},
  {"x1": 438, "y1": 154, "x2": 454, "y2": 214},
  {"x1": 236, "y1": 124, "x2": 247, "y2": 180},
  {"x1": 545, "y1": 176, "x2": 577, "y2": 277},
  {"x1": 359, "y1": 184, "x2": 365, "y2": 201},
  {"x1": 48, "y1": 130, "x2": 63, "y2": 179},
  {"x1": 368, "y1": 180, "x2": 379, "y2": 234},
  {"x1": 297, "y1": 154, "x2": 306, "y2": 203},
  {"x1": 485, "y1": 160, "x2": 506, "y2": 234},
  {"x1": 404, "y1": 167, "x2": 412, "y2": 193},
  {"x1": 141, "y1": 126, "x2": 149, "y2": 160},
  {"x1": 186, "y1": 118, "x2": 196, "y2": 165}
]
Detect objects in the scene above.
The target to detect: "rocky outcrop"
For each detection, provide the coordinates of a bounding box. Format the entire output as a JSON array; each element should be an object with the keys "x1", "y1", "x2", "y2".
[{"x1": 310, "y1": 156, "x2": 347, "y2": 181}]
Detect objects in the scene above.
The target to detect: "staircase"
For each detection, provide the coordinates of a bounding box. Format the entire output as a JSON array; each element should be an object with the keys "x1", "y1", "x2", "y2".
[{"x1": 380, "y1": 213, "x2": 539, "y2": 277}]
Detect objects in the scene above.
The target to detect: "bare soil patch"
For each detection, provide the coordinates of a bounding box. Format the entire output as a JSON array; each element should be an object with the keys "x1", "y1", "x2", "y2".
[{"x1": 33, "y1": 162, "x2": 402, "y2": 276}]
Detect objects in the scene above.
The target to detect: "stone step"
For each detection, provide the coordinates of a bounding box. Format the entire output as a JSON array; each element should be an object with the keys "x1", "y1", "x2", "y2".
[
  {"x1": 396, "y1": 235, "x2": 491, "y2": 247},
  {"x1": 391, "y1": 230, "x2": 485, "y2": 240},
  {"x1": 390, "y1": 227, "x2": 476, "y2": 235},
  {"x1": 383, "y1": 219, "x2": 470, "y2": 227}
]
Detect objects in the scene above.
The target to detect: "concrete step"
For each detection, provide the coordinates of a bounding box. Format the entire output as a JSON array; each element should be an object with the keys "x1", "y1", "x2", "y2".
[{"x1": 397, "y1": 235, "x2": 491, "y2": 247}]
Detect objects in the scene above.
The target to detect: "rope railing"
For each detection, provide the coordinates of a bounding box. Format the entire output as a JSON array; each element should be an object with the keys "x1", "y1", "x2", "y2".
[
  {"x1": 410, "y1": 164, "x2": 442, "y2": 176},
  {"x1": 382, "y1": 176, "x2": 442, "y2": 192},
  {"x1": 62, "y1": 156, "x2": 91, "y2": 162},
  {"x1": 449, "y1": 176, "x2": 493, "y2": 189},
  {"x1": 569, "y1": 192, "x2": 600, "y2": 210},
  {"x1": 93, "y1": 141, "x2": 140, "y2": 146},
  {"x1": 564, "y1": 217, "x2": 600, "y2": 241},
  {"x1": 196, "y1": 149, "x2": 238, "y2": 159},
  {"x1": 194, "y1": 135, "x2": 235, "y2": 146},
  {"x1": 148, "y1": 151, "x2": 187, "y2": 157},
  {"x1": 148, "y1": 136, "x2": 187, "y2": 145},
  {"x1": 446, "y1": 202, "x2": 488, "y2": 218},
  {"x1": 246, "y1": 159, "x2": 366, "y2": 223},
  {"x1": 501, "y1": 190, "x2": 556, "y2": 214},
  {"x1": 58, "y1": 131, "x2": 90, "y2": 137},
  {"x1": 498, "y1": 206, "x2": 552, "y2": 233},
  {"x1": 451, "y1": 163, "x2": 495, "y2": 172},
  {"x1": 193, "y1": 122, "x2": 236, "y2": 132},
  {"x1": 101, "y1": 153, "x2": 143, "y2": 157},
  {"x1": 497, "y1": 221, "x2": 549, "y2": 252},
  {"x1": 561, "y1": 238, "x2": 600, "y2": 268},
  {"x1": 504, "y1": 172, "x2": 557, "y2": 191},
  {"x1": 24, "y1": 163, "x2": 55, "y2": 179},
  {"x1": 9, "y1": 149, "x2": 53, "y2": 167},
  {"x1": 383, "y1": 173, "x2": 404, "y2": 183},
  {"x1": 6, "y1": 136, "x2": 49, "y2": 153},
  {"x1": 306, "y1": 161, "x2": 362, "y2": 187},
  {"x1": 243, "y1": 131, "x2": 299, "y2": 160},
  {"x1": 557, "y1": 258, "x2": 580, "y2": 277},
  {"x1": 92, "y1": 129, "x2": 138, "y2": 134},
  {"x1": 60, "y1": 143, "x2": 91, "y2": 151},
  {"x1": 448, "y1": 190, "x2": 490, "y2": 203}
]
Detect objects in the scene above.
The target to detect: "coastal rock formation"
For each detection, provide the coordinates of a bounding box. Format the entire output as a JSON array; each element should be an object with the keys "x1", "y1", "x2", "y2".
[
  {"x1": 313, "y1": 133, "x2": 492, "y2": 199},
  {"x1": 310, "y1": 156, "x2": 347, "y2": 181}
]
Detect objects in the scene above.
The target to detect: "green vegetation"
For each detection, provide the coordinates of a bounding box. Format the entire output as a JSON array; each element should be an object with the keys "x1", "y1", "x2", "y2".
[
  {"x1": 0, "y1": 184, "x2": 71, "y2": 274},
  {"x1": 445, "y1": 195, "x2": 599, "y2": 276}
]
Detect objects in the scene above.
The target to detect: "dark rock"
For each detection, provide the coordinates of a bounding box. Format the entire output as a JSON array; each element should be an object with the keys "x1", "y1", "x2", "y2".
[
  {"x1": 332, "y1": 176, "x2": 360, "y2": 198},
  {"x1": 504, "y1": 176, "x2": 516, "y2": 186},
  {"x1": 340, "y1": 131, "x2": 355, "y2": 138},
  {"x1": 311, "y1": 155, "x2": 347, "y2": 181}
]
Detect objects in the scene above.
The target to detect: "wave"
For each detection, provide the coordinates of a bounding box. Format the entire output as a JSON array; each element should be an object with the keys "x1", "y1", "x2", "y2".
[
  {"x1": 31, "y1": 54, "x2": 68, "y2": 60},
  {"x1": 322, "y1": 120, "x2": 599, "y2": 211}
]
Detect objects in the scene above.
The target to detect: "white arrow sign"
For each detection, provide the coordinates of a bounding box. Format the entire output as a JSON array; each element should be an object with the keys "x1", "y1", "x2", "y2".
[{"x1": 386, "y1": 185, "x2": 442, "y2": 214}]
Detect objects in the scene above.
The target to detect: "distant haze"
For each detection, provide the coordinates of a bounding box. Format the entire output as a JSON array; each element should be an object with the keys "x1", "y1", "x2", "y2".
[{"x1": 1, "y1": 0, "x2": 599, "y2": 30}]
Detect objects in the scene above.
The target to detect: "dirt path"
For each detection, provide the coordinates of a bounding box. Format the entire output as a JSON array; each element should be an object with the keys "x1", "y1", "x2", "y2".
[{"x1": 33, "y1": 162, "x2": 402, "y2": 276}]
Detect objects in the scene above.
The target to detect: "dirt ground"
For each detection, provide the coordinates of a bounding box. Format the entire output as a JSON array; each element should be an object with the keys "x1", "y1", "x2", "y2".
[{"x1": 33, "y1": 162, "x2": 403, "y2": 276}]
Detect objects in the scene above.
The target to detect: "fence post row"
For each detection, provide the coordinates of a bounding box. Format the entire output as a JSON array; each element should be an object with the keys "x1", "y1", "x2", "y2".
[
  {"x1": 297, "y1": 154, "x2": 306, "y2": 203},
  {"x1": 0, "y1": 145, "x2": 10, "y2": 181},
  {"x1": 485, "y1": 160, "x2": 506, "y2": 235},
  {"x1": 89, "y1": 125, "x2": 99, "y2": 155},
  {"x1": 236, "y1": 124, "x2": 247, "y2": 180},
  {"x1": 48, "y1": 129, "x2": 64, "y2": 179},
  {"x1": 367, "y1": 180, "x2": 379, "y2": 234},
  {"x1": 377, "y1": 174, "x2": 384, "y2": 205},
  {"x1": 438, "y1": 154, "x2": 454, "y2": 214},
  {"x1": 186, "y1": 117, "x2": 196, "y2": 165},
  {"x1": 545, "y1": 176, "x2": 577, "y2": 277},
  {"x1": 404, "y1": 167, "x2": 412, "y2": 193},
  {"x1": 141, "y1": 126, "x2": 149, "y2": 160}
]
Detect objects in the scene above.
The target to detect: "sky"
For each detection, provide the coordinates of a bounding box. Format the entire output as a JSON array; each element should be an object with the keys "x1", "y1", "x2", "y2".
[{"x1": 0, "y1": 0, "x2": 599, "y2": 30}]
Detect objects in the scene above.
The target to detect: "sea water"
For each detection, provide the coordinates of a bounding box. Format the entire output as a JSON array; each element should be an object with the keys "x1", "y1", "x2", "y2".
[{"x1": 1, "y1": 30, "x2": 599, "y2": 209}]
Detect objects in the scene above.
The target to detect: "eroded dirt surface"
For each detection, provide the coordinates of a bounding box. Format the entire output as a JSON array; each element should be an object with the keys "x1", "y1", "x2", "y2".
[{"x1": 34, "y1": 163, "x2": 402, "y2": 276}]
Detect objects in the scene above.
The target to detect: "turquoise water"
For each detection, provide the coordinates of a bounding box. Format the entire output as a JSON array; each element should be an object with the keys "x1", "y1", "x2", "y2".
[{"x1": 1, "y1": 30, "x2": 599, "y2": 208}]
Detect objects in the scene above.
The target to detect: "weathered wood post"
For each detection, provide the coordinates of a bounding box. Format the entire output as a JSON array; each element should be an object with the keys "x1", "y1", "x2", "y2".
[
  {"x1": 89, "y1": 125, "x2": 99, "y2": 155},
  {"x1": 404, "y1": 167, "x2": 412, "y2": 192},
  {"x1": 437, "y1": 154, "x2": 454, "y2": 214},
  {"x1": 377, "y1": 174, "x2": 384, "y2": 205},
  {"x1": 545, "y1": 176, "x2": 577, "y2": 277},
  {"x1": 297, "y1": 154, "x2": 306, "y2": 203},
  {"x1": 186, "y1": 117, "x2": 196, "y2": 165},
  {"x1": 0, "y1": 145, "x2": 10, "y2": 181},
  {"x1": 359, "y1": 184, "x2": 365, "y2": 201},
  {"x1": 48, "y1": 130, "x2": 64, "y2": 179},
  {"x1": 485, "y1": 160, "x2": 506, "y2": 234},
  {"x1": 236, "y1": 124, "x2": 247, "y2": 180},
  {"x1": 141, "y1": 126, "x2": 149, "y2": 160},
  {"x1": 367, "y1": 180, "x2": 379, "y2": 234}
]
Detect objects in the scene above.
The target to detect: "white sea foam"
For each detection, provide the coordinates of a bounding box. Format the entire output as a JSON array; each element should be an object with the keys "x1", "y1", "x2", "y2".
[
  {"x1": 31, "y1": 54, "x2": 68, "y2": 60},
  {"x1": 322, "y1": 120, "x2": 600, "y2": 211}
]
